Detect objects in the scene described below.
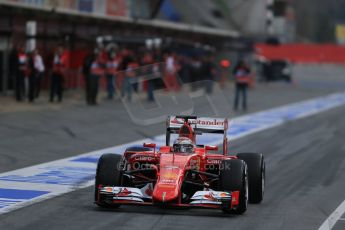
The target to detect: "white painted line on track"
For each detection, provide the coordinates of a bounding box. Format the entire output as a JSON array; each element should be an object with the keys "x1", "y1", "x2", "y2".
[
  {"x1": 1, "y1": 91, "x2": 345, "y2": 222},
  {"x1": 319, "y1": 200, "x2": 345, "y2": 230}
]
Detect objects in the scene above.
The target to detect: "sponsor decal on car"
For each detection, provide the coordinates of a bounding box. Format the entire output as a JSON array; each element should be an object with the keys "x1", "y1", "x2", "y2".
[
  {"x1": 169, "y1": 117, "x2": 227, "y2": 130},
  {"x1": 206, "y1": 159, "x2": 222, "y2": 164},
  {"x1": 160, "y1": 179, "x2": 176, "y2": 184},
  {"x1": 171, "y1": 118, "x2": 225, "y2": 126},
  {"x1": 133, "y1": 155, "x2": 155, "y2": 161}
]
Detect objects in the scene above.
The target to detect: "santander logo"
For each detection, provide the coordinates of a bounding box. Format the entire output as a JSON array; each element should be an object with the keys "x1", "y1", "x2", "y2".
[{"x1": 170, "y1": 118, "x2": 225, "y2": 126}]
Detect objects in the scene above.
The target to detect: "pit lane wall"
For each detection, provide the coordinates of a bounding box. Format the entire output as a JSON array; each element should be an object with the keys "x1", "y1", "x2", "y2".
[{"x1": 255, "y1": 44, "x2": 345, "y2": 64}]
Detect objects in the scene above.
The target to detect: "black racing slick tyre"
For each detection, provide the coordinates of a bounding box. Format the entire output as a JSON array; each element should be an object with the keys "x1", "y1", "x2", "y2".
[
  {"x1": 220, "y1": 159, "x2": 248, "y2": 214},
  {"x1": 95, "y1": 153, "x2": 123, "y2": 207},
  {"x1": 237, "y1": 153, "x2": 265, "y2": 204}
]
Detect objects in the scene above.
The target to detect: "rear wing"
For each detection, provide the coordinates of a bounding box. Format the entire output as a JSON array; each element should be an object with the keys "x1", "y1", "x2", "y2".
[
  {"x1": 166, "y1": 115, "x2": 228, "y2": 146},
  {"x1": 167, "y1": 116, "x2": 228, "y2": 134}
]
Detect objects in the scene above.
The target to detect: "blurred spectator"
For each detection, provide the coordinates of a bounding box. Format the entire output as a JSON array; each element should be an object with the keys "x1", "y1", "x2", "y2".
[
  {"x1": 164, "y1": 52, "x2": 179, "y2": 91},
  {"x1": 142, "y1": 52, "x2": 155, "y2": 102},
  {"x1": 153, "y1": 48, "x2": 163, "y2": 62},
  {"x1": 190, "y1": 56, "x2": 202, "y2": 91},
  {"x1": 201, "y1": 55, "x2": 216, "y2": 94},
  {"x1": 33, "y1": 49, "x2": 45, "y2": 98},
  {"x1": 105, "y1": 50, "x2": 120, "y2": 100},
  {"x1": 233, "y1": 60, "x2": 251, "y2": 111},
  {"x1": 27, "y1": 52, "x2": 36, "y2": 102},
  {"x1": 9, "y1": 46, "x2": 18, "y2": 99},
  {"x1": 89, "y1": 51, "x2": 105, "y2": 105},
  {"x1": 82, "y1": 50, "x2": 95, "y2": 105},
  {"x1": 122, "y1": 56, "x2": 139, "y2": 102},
  {"x1": 6, "y1": 41, "x2": 227, "y2": 104},
  {"x1": 50, "y1": 46, "x2": 66, "y2": 102},
  {"x1": 16, "y1": 45, "x2": 28, "y2": 101},
  {"x1": 152, "y1": 48, "x2": 164, "y2": 89},
  {"x1": 178, "y1": 55, "x2": 191, "y2": 83},
  {"x1": 119, "y1": 48, "x2": 132, "y2": 71}
]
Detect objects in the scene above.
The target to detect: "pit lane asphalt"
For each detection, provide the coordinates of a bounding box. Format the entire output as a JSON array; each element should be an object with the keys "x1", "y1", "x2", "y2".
[
  {"x1": 1, "y1": 66, "x2": 345, "y2": 230},
  {"x1": 1, "y1": 102, "x2": 345, "y2": 230}
]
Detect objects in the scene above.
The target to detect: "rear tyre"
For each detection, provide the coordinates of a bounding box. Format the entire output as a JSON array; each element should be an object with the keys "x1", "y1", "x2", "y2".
[
  {"x1": 95, "y1": 153, "x2": 123, "y2": 208},
  {"x1": 220, "y1": 159, "x2": 248, "y2": 214},
  {"x1": 237, "y1": 153, "x2": 265, "y2": 204}
]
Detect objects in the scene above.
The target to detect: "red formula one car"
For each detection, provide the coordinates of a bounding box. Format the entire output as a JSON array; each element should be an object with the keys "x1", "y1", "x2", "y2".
[{"x1": 95, "y1": 116, "x2": 265, "y2": 214}]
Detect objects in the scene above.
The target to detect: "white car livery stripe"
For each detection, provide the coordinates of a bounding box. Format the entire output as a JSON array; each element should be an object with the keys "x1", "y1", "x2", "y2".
[{"x1": 0, "y1": 92, "x2": 345, "y2": 217}]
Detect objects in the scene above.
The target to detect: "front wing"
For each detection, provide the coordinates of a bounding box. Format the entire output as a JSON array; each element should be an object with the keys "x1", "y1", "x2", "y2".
[{"x1": 96, "y1": 186, "x2": 240, "y2": 209}]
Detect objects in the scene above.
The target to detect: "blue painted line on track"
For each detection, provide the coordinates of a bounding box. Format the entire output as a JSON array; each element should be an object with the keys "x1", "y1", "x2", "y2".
[
  {"x1": 0, "y1": 188, "x2": 49, "y2": 199},
  {"x1": 0, "y1": 167, "x2": 95, "y2": 185},
  {"x1": 71, "y1": 156, "x2": 100, "y2": 163}
]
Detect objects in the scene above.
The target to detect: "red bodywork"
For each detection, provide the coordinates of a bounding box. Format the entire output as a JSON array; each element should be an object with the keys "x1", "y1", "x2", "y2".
[{"x1": 97, "y1": 116, "x2": 239, "y2": 209}]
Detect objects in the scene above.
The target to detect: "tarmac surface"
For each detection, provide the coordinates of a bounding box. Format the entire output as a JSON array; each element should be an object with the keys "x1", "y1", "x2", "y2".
[{"x1": 0, "y1": 64, "x2": 345, "y2": 229}]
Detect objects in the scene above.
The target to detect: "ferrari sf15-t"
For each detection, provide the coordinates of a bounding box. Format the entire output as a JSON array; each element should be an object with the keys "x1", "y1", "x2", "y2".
[{"x1": 94, "y1": 115, "x2": 265, "y2": 214}]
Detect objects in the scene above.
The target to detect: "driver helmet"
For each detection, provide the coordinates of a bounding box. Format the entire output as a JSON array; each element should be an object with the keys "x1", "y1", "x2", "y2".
[{"x1": 173, "y1": 137, "x2": 194, "y2": 153}]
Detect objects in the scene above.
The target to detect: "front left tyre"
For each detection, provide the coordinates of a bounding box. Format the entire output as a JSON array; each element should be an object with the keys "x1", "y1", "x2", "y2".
[{"x1": 95, "y1": 153, "x2": 123, "y2": 207}]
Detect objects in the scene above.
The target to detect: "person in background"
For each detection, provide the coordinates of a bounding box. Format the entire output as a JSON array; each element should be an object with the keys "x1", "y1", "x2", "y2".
[
  {"x1": 164, "y1": 51, "x2": 179, "y2": 91},
  {"x1": 33, "y1": 49, "x2": 45, "y2": 99},
  {"x1": 89, "y1": 51, "x2": 105, "y2": 105},
  {"x1": 131, "y1": 51, "x2": 140, "y2": 93},
  {"x1": 142, "y1": 52, "x2": 155, "y2": 102},
  {"x1": 9, "y1": 46, "x2": 18, "y2": 100},
  {"x1": 190, "y1": 56, "x2": 202, "y2": 91},
  {"x1": 122, "y1": 56, "x2": 138, "y2": 102},
  {"x1": 151, "y1": 48, "x2": 164, "y2": 90},
  {"x1": 16, "y1": 45, "x2": 28, "y2": 101},
  {"x1": 120, "y1": 48, "x2": 131, "y2": 98},
  {"x1": 105, "y1": 50, "x2": 120, "y2": 100},
  {"x1": 178, "y1": 55, "x2": 191, "y2": 84},
  {"x1": 201, "y1": 54, "x2": 216, "y2": 94},
  {"x1": 233, "y1": 59, "x2": 251, "y2": 111},
  {"x1": 50, "y1": 46, "x2": 66, "y2": 102},
  {"x1": 82, "y1": 50, "x2": 96, "y2": 105},
  {"x1": 27, "y1": 51, "x2": 36, "y2": 102}
]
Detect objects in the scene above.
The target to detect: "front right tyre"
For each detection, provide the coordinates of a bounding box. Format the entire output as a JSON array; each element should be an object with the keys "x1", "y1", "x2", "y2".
[
  {"x1": 237, "y1": 153, "x2": 265, "y2": 203},
  {"x1": 220, "y1": 159, "x2": 248, "y2": 214}
]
